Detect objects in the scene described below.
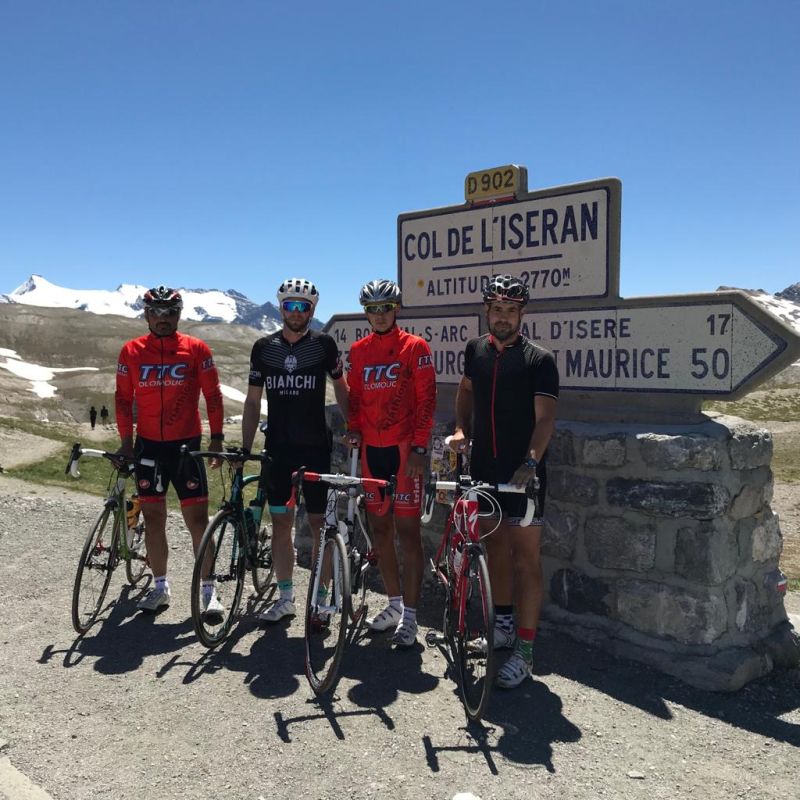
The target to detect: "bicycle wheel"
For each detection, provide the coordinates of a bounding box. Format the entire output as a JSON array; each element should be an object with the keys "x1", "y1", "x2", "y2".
[
  {"x1": 251, "y1": 518, "x2": 274, "y2": 597},
  {"x1": 454, "y1": 550, "x2": 495, "y2": 722},
  {"x1": 348, "y1": 509, "x2": 372, "y2": 624},
  {"x1": 72, "y1": 505, "x2": 120, "y2": 634},
  {"x1": 124, "y1": 521, "x2": 148, "y2": 586},
  {"x1": 304, "y1": 532, "x2": 351, "y2": 695},
  {"x1": 190, "y1": 510, "x2": 246, "y2": 648}
]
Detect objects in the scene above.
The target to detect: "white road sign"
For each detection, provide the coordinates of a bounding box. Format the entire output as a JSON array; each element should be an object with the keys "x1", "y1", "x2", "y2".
[
  {"x1": 398, "y1": 181, "x2": 619, "y2": 308},
  {"x1": 522, "y1": 293, "x2": 798, "y2": 395},
  {"x1": 325, "y1": 314, "x2": 480, "y2": 384}
]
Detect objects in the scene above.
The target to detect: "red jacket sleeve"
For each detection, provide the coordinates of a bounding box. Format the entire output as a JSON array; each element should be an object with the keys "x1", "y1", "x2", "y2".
[
  {"x1": 412, "y1": 339, "x2": 436, "y2": 447},
  {"x1": 197, "y1": 341, "x2": 224, "y2": 436},
  {"x1": 115, "y1": 343, "x2": 135, "y2": 440}
]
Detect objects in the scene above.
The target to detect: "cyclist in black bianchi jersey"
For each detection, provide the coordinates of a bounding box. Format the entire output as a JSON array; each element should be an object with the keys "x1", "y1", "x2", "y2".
[
  {"x1": 241, "y1": 278, "x2": 348, "y2": 624},
  {"x1": 450, "y1": 274, "x2": 559, "y2": 689}
]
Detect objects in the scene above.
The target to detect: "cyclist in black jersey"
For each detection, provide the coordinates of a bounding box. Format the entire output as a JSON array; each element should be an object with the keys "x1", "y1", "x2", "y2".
[
  {"x1": 450, "y1": 274, "x2": 559, "y2": 689},
  {"x1": 241, "y1": 278, "x2": 349, "y2": 624}
]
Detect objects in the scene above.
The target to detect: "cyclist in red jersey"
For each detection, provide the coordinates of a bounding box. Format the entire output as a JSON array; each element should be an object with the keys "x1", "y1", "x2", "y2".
[
  {"x1": 115, "y1": 286, "x2": 225, "y2": 613},
  {"x1": 347, "y1": 279, "x2": 436, "y2": 647}
]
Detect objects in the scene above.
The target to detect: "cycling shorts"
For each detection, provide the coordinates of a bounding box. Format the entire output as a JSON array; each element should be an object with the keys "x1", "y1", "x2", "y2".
[
  {"x1": 361, "y1": 443, "x2": 421, "y2": 518},
  {"x1": 475, "y1": 461, "x2": 547, "y2": 527},
  {"x1": 268, "y1": 446, "x2": 330, "y2": 516},
  {"x1": 134, "y1": 436, "x2": 208, "y2": 507}
]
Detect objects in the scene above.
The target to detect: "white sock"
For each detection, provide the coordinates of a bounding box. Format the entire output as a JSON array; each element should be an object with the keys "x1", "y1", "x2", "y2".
[
  {"x1": 155, "y1": 576, "x2": 169, "y2": 593},
  {"x1": 389, "y1": 595, "x2": 403, "y2": 612}
]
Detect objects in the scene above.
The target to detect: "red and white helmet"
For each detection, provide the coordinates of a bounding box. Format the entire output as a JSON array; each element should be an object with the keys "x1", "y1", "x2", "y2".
[{"x1": 276, "y1": 277, "x2": 319, "y2": 308}]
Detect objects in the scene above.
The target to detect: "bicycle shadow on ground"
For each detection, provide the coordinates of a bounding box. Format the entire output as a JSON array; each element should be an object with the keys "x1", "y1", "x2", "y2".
[
  {"x1": 40, "y1": 585, "x2": 196, "y2": 675},
  {"x1": 533, "y1": 628, "x2": 800, "y2": 748},
  {"x1": 154, "y1": 592, "x2": 307, "y2": 699},
  {"x1": 417, "y1": 635, "x2": 581, "y2": 773}
]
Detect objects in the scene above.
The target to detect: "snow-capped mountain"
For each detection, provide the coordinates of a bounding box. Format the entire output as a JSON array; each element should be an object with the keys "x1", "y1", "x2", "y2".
[
  {"x1": 717, "y1": 283, "x2": 800, "y2": 336},
  {"x1": 0, "y1": 275, "x2": 322, "y2": 333}
]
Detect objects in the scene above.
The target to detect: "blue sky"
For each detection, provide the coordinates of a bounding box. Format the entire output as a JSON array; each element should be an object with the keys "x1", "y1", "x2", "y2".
[{"x1": 1, "y1": 1, "x2": 798, "y2": 321}]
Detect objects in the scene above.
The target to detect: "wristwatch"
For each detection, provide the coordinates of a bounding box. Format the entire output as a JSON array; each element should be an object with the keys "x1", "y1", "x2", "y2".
[
  {"x1": 524, "y1": 456, "x2": 538, "y2": 469},
  {"x1": 412, "y1": 445, "x2": 428, "y2": 456}
]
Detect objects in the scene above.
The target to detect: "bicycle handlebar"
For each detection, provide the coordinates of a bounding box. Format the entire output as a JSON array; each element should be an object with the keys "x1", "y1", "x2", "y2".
[
  {"x1": 421, "y1": 474, "x2": 539, "y2": 526},
  {"x1": 291, "y1": 467, "x2": 394, "y2": 494},
  {"x1": 188, "y1": 449, "x2": 270, "y2": 465},
  {"x1": 65, "y1": 443, "x2": 155, "y2": 479}
]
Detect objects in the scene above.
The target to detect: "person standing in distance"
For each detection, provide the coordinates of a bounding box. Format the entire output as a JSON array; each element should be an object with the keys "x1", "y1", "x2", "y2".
[
  {"x1": 115, "y1": 286, "x2": 225, "y2": 612},
  {"x1": 450, "y1": 274, "x2": 558, "y2": 688},
  {"x1": 89, "y1": 405, "x2": 97, "y2": 430},
  {"x1": 347, "y1": 279, "x2": 436, "y2": 647},
  {"x1": 241, "y1": 278, "x2": 349, "y2": 624}
]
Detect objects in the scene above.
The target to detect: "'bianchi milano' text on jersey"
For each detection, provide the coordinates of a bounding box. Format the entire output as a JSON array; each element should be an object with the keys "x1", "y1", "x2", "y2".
[{"x1": 248, "y1": 330, "x2": 343, "y2": 448}]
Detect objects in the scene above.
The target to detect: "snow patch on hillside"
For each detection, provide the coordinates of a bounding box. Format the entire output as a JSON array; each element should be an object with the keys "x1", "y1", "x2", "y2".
[{"x1": 0, "y1": 348, "x2": 99, "y2": 398}]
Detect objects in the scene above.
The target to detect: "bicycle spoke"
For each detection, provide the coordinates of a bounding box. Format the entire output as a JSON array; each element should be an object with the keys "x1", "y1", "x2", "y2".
[
  {"x1": 304, "y1": 533, "x2": 351, "y2": 694},
  {"x1": 190, "y1": 510, "x2": 245, "y2": 648},
  {"x1": 455, "y1": 551, "x2": 495, "y2": 721},
  {"x1": 72, "y1": 506, "x2": 120, "y2": 634}
]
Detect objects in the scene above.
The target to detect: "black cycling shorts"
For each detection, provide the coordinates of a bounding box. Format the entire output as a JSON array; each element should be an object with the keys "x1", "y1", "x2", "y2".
[
  {"x1": 134, "y1": 436, "x2": 208, "y2": 507},
  {"x1": 268, "y1": 446, "x2": 330, "y2": 516},
  {"x1": 473, "y1": 460, "x2": 547, "y2": 525}
]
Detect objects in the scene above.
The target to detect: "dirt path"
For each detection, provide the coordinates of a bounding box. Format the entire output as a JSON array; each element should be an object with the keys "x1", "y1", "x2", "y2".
[{"x1": 0, "y1": 475, "x2": 798, "y2": 800}]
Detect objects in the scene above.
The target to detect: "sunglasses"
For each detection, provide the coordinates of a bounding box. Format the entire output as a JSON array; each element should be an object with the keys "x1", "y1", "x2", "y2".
[
  {"x1": 364, "y1": 302, "x2": 398, "y2": 315},
  {"x1": 146, "y1": 307, "x2": 180, "y2": 318},
  {"x1": 281, "y1": 300, "x2": 313, "y2": 313}
]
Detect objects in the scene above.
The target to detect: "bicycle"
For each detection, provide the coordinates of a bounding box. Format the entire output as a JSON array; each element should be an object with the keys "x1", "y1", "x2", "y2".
[
  {"x1": 292, "y1": 454, "x2": 392, "y2": 695},
  {"x1": 66, "y1": 444, "x2": 153, "y2": 634},
  {"x1": 421, "y1": 440, "x2": 538, "y2": 722},
  {"x1": 188, "y1": 447, "x2": 274, "y2": 648}
]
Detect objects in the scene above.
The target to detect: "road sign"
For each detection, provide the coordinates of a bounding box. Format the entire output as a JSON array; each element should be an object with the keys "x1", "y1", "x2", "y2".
[
  {"x1": 324, "y1": 313, "x2": 480, "y2": 384},
  {"x1": 398, "y1": 178, "x2": 620, "y2": 308},
  {"x1": 521, "y1": 292, "x2": 800, "y2": 397}
]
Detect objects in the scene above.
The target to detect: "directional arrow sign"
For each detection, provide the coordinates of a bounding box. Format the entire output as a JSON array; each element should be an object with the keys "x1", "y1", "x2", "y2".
[
  {"x1": 521, "y1": 292, "x2": 800, "y2": 398},
  {"x1": 324, "y1": 313, "x2": 480, "y2": 385}
]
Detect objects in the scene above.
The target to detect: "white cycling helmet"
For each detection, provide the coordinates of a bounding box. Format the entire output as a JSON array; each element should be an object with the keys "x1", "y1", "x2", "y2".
[{"x1": 276, "y1": 277, "x2": 319, "y2": 308}]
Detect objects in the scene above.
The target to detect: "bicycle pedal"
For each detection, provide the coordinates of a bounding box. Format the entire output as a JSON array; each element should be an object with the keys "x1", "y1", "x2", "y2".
[{"x1": 425, "y1": 630, "x2": 444, "y2": 647}]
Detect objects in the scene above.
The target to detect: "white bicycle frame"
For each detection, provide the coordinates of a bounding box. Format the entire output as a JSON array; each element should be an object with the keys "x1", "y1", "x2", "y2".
[{"x1": 307, "y1": 449, "x2": 375, "y2": 616}]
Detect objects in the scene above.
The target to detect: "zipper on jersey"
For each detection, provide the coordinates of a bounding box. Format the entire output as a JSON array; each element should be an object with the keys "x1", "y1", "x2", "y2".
[
  {"x1": 491, "y1": 349, "x2": 502, "y2": 458},
  {"x1": 159, "y1": 337, "x2": 165, "y2": 441}
]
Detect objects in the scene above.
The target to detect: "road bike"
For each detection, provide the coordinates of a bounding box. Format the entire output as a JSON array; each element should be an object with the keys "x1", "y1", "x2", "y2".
[
  {"x1": 421, "y1": 442, "x2": 538, "y2": 722},
  {"x1": 188, "y1": 448, "x2": 274, "y2": 648},
  {"x1": 67, "y1": 444, "x2": 152, "y2": 634},
  {"x1": 292, "y1": 452, "x2": 391, "y2": 695}
]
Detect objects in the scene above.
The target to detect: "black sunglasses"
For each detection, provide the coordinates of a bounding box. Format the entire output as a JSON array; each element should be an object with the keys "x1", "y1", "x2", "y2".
[{"x1": 146, "y1": 307, "x2": 180, "y2": 318}]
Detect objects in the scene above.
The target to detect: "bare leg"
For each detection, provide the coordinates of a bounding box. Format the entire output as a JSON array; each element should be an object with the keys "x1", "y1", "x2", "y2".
[{"x1": 395, "y1": 516, "x2": 423, "y2": 609}]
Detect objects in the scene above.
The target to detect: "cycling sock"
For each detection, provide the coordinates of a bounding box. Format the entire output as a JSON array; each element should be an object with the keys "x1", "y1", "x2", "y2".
[
  {"x1": 155, "y1": 576, "x2": 169, "y2": 593},
  {"x1": 389, "y1": 595, "x2": 403, "y2": 612},
  {"x1": 278, "y1": 580, "x2": 294, "y2": 601},
  {"x1": 201, "y1": 579, "x2": 215, "y2": 600},
  {"x1": 515, "y1": 627, "x2": 536, "y2": 662},
  {"x1": 316, "y1": 586, "x2": 329, "y2": 604},
  {"x1": 402, "y1": 606, "x2": 417, "y2": 626},
  {"x1": 495, "y1": 607, "x2": 515, "y2": 633}
]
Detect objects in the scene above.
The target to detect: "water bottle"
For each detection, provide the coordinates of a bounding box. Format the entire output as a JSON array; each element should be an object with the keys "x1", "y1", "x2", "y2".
[
  {"x1": 126, "y1": 495, "x2": 141, "y2": 530},
  {"x1": 244, "y1": 506, "x2": 258, "y2": 542}
]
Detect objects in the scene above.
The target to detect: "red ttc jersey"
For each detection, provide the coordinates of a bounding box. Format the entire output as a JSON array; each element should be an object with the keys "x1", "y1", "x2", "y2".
[
  {"x1": 348, "y1": 326, "x2": 436, "y2": 448},
  {"x1": 115, "y1": 331, "x2": 224, "y2": 442}
]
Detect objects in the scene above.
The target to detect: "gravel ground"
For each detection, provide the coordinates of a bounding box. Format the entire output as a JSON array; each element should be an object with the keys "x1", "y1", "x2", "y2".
[{"x1": 0, "y1": 474, "x2": 799, "y2": 800}]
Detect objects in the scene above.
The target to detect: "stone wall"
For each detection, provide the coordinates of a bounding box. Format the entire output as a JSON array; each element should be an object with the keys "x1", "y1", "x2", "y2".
[
  {"x1": 539, "y1": 413, "x2": 798, "y2": 691},
  {"x1": 320, "y1": 406, "x2": 798, "y2": 690}
]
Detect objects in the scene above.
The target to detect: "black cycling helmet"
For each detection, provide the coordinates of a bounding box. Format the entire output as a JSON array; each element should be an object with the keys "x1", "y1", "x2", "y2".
[
  {"x1": 359, "y1": 279, "x2": 401, "y2": 306},
  {"x1": 482, "y1": 274, "x2": 529, "y2": 305},
  {"x1": 143, "y1": 285, "x2": 183, "y2": 310}
]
